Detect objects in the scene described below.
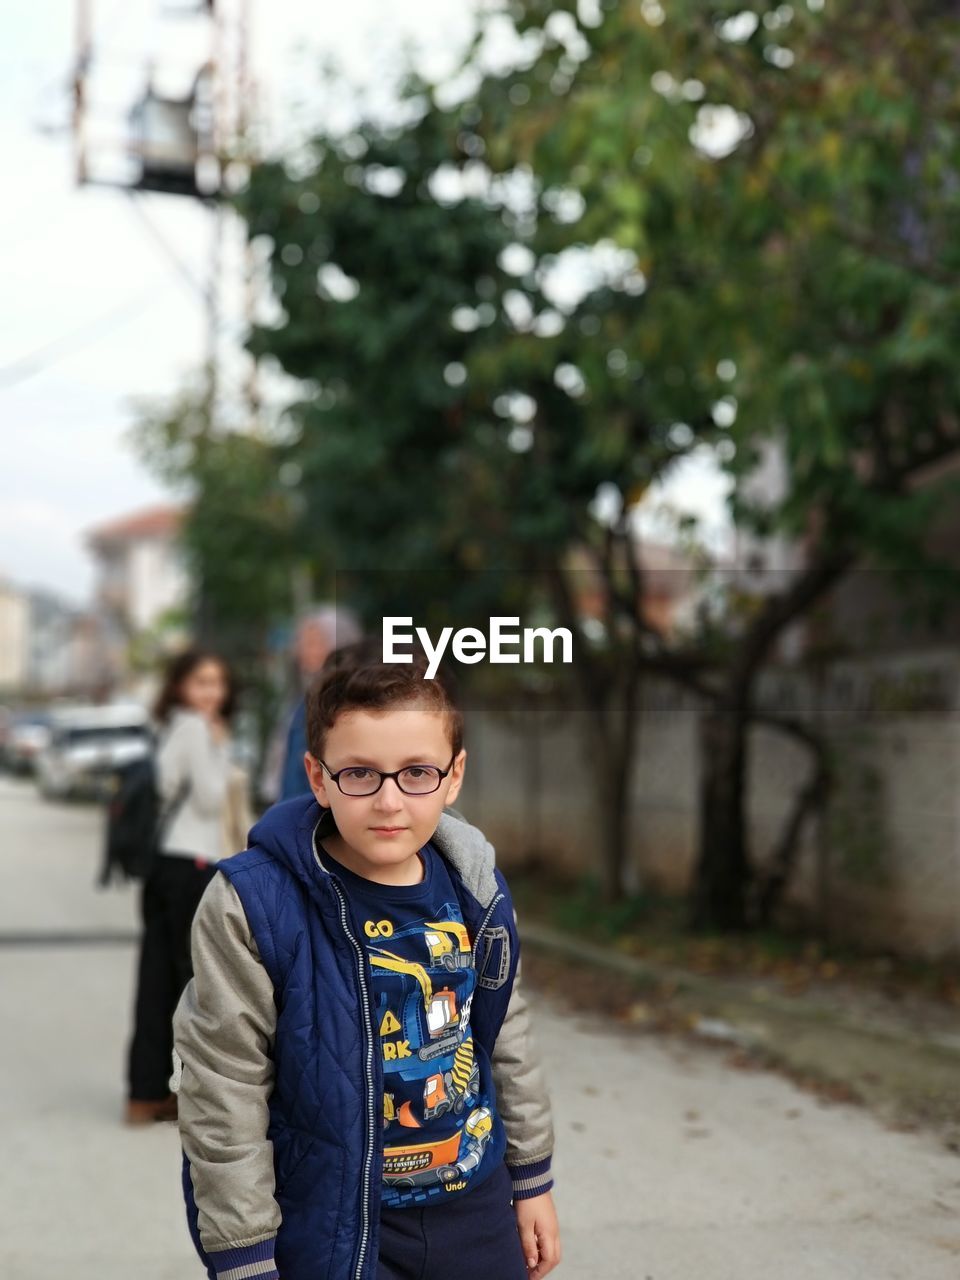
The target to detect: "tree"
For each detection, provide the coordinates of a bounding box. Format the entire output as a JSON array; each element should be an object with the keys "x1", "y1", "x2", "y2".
[
  {"x1": 140, "y1": 1, "x2": 960, "y2": 931},
  {"x1": 133, "y1": 382, "x2": 312, "y2": 765},
  {"x1": 233, "y1": 71, "x2": 724, "y2": 901},
  {"x1": 135, "y1": 381, "x2": 308, "y2": 641},
  {"x1": 486, "y1": 0, "x2": 960, "y2": 927}
]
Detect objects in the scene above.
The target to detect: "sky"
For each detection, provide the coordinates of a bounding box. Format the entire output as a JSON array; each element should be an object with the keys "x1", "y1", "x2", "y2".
[
  {"x1": 0, "y1": 0, "x2": 731, "y2": 607},
  {"x1": 0, "y1": 0, "x2": 477, "y2": 605}
]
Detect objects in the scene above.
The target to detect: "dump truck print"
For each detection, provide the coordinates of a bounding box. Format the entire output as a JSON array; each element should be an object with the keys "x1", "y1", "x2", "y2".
[{"x1": 423, "y1": 921, "x2": 473, "y2": 972}]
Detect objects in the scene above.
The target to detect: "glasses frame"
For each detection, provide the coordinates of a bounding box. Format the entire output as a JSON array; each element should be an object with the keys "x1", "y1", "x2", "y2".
[{"x1": 317, "y1": 753, "x2": 458, "y2": 797}]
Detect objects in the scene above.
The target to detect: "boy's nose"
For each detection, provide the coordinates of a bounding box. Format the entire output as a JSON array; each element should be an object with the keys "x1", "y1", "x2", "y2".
[{"x1": 372, "y1": 778, "x2": 405, "y2": 810}]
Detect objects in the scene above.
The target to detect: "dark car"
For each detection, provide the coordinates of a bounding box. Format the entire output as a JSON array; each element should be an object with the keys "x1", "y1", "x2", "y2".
[{"x1": 2, "y1": 710, "x2": 53, "y2": 775}]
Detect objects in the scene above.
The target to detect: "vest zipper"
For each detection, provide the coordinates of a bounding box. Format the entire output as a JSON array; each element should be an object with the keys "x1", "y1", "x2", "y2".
[
  {"x1": 313, "y1": 830, "x2": 503, "y2": 1278},
  {"x1": 313, "y1": 836, "x2": 376, "y2": 1280}
]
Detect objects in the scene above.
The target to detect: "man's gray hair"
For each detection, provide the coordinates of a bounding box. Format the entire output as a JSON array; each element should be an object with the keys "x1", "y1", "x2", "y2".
[{"x1": 296, "y1": 604, "x2": 363, "y2": 650}]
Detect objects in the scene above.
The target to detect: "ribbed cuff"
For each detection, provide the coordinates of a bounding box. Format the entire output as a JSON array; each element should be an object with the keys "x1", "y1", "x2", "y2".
[
  {"x1": 506, "y1": 1155, "x2": 554, "y2": 1200},
  {"x1": 207, "y1": 1236, "x2": 279, "y2": 1279}
]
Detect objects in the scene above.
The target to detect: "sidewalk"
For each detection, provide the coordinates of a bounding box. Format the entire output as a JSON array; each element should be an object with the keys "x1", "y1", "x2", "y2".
[
  {"x1": 521, "y1": 919, "x2": 960, "y2": 1147},
  {"x1": 5, "y1": 776, "x2": 960, "y2": 1279},
  {"x1": 4, "y1": 945, "x2": 197, "y2": 1279},
  {"x1": 0, "y1": 779, "x2": 196, "y2": 1280}
]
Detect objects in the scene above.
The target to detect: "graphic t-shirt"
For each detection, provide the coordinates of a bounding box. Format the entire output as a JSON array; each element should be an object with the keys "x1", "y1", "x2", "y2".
[{"x1": 318, "y1": 839, "x2": 501, "y2": 1208}]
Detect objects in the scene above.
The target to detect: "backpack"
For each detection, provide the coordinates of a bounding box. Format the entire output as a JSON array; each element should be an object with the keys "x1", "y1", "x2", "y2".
[{"x1": 98, "y1": 753, "x2": 189, "y2": 886}]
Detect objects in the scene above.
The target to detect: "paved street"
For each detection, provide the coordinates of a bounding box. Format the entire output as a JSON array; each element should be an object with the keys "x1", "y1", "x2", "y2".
[{"x1": 3, "y1": 774, "x2": 960, "y2": 1279}]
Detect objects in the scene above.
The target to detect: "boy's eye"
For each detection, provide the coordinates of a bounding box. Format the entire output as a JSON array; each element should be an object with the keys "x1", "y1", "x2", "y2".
[
  {"x1": 404, "y1": 767, "x2": 429, "y2": 779},
  {"x1": 343, "y1": 767, "x2": 374, "y2": 781}
]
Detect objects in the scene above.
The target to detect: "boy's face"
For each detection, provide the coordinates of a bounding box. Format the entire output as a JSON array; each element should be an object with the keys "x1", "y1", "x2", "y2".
[{"x1": 303, "y1": 704, "x2": 465, "y2": 883}]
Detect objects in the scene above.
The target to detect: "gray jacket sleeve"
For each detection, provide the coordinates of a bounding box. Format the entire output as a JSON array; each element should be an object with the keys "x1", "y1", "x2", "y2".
[
  {"x1": 171, "y1": 872, "x2": 281, "y2": 1255},
  {"x1": 491, "y1": 906, "x2": 556, "y2": 1198}
]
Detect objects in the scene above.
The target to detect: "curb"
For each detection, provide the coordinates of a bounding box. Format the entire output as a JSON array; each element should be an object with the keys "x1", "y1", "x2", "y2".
[{"x1": 520, "y1": 920, "x2": 960, "y2": 1060}]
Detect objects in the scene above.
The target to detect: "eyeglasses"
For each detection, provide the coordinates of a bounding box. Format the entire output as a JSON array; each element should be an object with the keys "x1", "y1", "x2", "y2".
[{"x1": 317, "y1": 754, "x2": 458, "y2": 797}]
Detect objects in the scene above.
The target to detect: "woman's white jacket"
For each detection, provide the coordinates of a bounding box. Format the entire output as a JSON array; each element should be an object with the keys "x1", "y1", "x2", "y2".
[{"x1": 157, "y1": 708, "x2": 231, "y2": 861}]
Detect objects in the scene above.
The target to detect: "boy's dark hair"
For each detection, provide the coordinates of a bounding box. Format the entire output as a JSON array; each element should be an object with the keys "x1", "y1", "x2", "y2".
[{"x1": 305, "y1": 638, "x2": 464, "y2": 760}]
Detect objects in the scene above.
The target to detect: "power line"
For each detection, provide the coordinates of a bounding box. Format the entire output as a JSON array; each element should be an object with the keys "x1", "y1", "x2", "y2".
[{"x1": 0, "y1": 291, "x2": 156, "y2": 390}]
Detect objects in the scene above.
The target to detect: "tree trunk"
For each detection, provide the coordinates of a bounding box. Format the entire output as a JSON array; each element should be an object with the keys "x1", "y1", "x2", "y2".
[
  {"x1": 691, "y1": 699, "x2": 751, "y2": 931},
  {"x1": 592, "y1": 724, "x2": 632, "y2": 904},
  {"x1": 754, "y1": 742, "x2": 829, "y2": 927},
  {"x1": 688, "y1": 549, "x2": 856, "y2": 931},
  {"x1": 546, "y1": 563, "x2": 640, "y2": 905}
]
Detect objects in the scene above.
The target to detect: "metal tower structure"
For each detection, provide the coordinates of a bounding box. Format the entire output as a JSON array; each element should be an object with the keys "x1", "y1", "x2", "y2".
[{"x1": 71, "y1": 0, "x2": 259, "y2": 429}]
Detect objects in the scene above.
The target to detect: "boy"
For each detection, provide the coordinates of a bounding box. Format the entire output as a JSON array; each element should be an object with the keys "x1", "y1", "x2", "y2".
[{"x1": 172, "y1": 644, "x2": 561, "y2": 1280}]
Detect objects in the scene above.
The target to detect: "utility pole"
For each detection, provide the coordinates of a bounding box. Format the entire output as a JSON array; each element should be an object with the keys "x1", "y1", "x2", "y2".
[
  {"x1": 72, "y1": 0, "x2": 91, "y2": 185},
  {"x1": 237, "y1": 0, "x2": 261, "y2": 428},
  {"x1": 70, "y1": 0, "x2": 261, "y2": 437},
  {"x1": 71, "y1": 0, "x2": 263, "y2": 649}
]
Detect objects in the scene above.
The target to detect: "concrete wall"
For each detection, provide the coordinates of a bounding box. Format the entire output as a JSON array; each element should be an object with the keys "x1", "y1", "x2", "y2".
[{"x1": 456, "y1": 651, "x2": 960, "y2": 959}]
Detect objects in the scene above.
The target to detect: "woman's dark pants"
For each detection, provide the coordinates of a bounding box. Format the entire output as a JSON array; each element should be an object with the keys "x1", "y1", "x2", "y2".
[{"x1": 127, "y1": 852, "x2": 216, "y2": 1101}]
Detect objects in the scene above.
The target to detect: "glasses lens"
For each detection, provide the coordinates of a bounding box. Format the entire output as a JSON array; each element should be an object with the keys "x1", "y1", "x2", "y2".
[
  {"x1": 338, "y1": 767, "x2": 381, "y2": 796},
  {"x1": 398, "y1": 766, "x2": 442, "y2": 795}
]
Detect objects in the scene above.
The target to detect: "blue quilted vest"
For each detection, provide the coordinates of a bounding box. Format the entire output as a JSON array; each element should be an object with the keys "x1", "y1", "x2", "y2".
[{"x1": 182, "y1": 794, "x2": 519, "y2": 1280}]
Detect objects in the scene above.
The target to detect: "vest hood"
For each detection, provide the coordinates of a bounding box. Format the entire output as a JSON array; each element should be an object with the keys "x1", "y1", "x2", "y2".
[{"x1": 246, "y1": 793, "x2": 501, "y2": 908}]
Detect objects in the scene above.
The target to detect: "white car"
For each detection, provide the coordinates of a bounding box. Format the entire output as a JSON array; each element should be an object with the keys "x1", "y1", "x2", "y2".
[{"x1": 36, "y1": 704, "x2": 152, "y2": 801}]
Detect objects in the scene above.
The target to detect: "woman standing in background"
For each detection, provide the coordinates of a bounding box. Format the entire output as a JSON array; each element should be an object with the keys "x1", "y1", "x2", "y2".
[{"x1": 125, "y1": 648, "x2": 243, "y2": 1125}]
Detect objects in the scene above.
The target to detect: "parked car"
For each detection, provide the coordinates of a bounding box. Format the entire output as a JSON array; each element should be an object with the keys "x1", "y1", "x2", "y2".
[
  {"x1": 2, "y1": 710, "x2": 53, "y2": 775},
  {"x1": 36, "y1": 704, "x2": 152, "y2": 801}
]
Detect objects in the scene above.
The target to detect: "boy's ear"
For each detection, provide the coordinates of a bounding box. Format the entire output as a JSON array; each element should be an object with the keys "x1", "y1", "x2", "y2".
[
  {"x1": 444, "y1": 749, "x2": 467, "y2": 807},
  {"x1": 303, "y1": 753, "x2": 330, "y2": 805}
]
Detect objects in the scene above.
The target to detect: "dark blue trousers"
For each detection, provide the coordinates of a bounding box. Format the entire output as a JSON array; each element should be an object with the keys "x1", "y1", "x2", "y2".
[{"x1": 376, "y1": 1160, "x2": 529, "y2": 1280}]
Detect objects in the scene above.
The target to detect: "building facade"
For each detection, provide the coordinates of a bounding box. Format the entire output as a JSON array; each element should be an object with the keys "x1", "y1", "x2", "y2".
[{"x1": 86, "y1": 505, "x2": 189, "y2": 637}]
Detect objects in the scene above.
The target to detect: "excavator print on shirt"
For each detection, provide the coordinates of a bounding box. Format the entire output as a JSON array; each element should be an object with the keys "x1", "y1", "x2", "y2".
[{"x1": 365, "y1": 910, "x2": 498, "y2": 1202}]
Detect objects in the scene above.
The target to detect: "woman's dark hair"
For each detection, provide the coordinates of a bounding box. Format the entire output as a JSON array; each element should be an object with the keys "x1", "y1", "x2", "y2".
[
  {"x1": 153, "y1": 648, "x2": 238, "y2": 725},
  {"x1": 305, "y1": 638, "x2": 463, "y2": 760}
]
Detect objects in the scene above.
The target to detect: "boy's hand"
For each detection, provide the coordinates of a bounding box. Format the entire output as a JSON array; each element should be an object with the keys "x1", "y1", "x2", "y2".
[{"x1": 514, "y1": 1190, "x2": 561, "y2": 1278}]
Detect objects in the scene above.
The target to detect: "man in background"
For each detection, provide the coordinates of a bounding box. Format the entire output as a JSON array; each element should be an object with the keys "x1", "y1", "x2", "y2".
[{"x1": 261, "y1": 605, "x2": 362, "y2": 803}]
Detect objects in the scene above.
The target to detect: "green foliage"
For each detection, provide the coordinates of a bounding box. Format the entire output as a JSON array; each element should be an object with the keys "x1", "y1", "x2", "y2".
[
  {"x1": 229, "y1": 59, "x2": 725, "y2": 662},
  {"x1": 498, "y1": 1, "x2": 960, "y2": 574},
  {"x1": 135, "y1": 1, "x2": 960, "y2": 919},
  {"x1": 132, "y1": 383, "x2": 309, "y2": 638},
  {"x1": 236, "y1": 95, "x2": 524, "y2": 627},
  {"x1": 138, "y1": 1, "x2": 960, "y2": 648},
  {"x1": 125, "y1": 606, "x2": 191, "y2": 673}
]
